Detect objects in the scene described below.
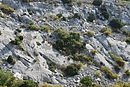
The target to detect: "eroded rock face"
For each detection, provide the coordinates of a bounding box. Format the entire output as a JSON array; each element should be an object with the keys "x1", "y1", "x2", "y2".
[{"x1": 0, "y1": 0, "x2": 130, "y2": 86}]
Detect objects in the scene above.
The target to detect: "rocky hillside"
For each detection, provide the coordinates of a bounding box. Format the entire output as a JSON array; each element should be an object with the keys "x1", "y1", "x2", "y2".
[{"x1": 0, "y1": 0, "x2": 130, "y2": 87}]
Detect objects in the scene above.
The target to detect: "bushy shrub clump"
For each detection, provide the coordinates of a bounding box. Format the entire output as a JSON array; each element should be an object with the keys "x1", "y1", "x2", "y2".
[
  {"x1": 100, "y1": 27, "x2": 112, "y2": 36},
  {"x1": 0, "y1": 4, "x2": 14, "y2": 14},
  {"x1": 80, "y1": 76, "x2": 93, "y2": 87},
  {"x1": 65, "y1": 64, "x2": 78, "y2": 76},
  {"x1": 101, "y1": 66, "x2": 118, "y2": 79},
  {"x1": 92, "y1": 0, "x2": 102, "y2": 6},
  {"x1": 102, "y1": 11, "x2": 109, "y2": 19},
  {"x1": 87, "y1": 14, "x2": 95, "y2": 22},
  {"x1": 53, "y1": 28, "x2": 85, "y2": 55},
  {"x1": 109, "y1": 18, "x2": 124, "y2": 29}
]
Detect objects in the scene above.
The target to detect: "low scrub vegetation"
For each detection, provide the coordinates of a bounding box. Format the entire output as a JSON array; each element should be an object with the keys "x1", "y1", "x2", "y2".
[
  {"x1": 70, "y1": 53, "x2": 93, "y2": 63},
  {"x1": 0, "y1": 4, "x2": 14, "y2": 14},
  {"x1": 101, "y1": 66, "x2": 118, "y2": 79},
  {"x1": 41, "y1": 24, "x2": 53, "y2": 32},
  {"x1": 10, "y1": 36, "x2": 24, "y2": 51},
  {"x1": 109, "y1": 51, "x2": 125, "y2": 67},
  {"x1": 27, "y1": 22, "x2": 39, "y2": 31},
  {"x1": 100, "y1": 27, "x2": 112, "y2": 36},
  {"x1": 84, "y1": 30, "x2": 94, "y2": 37},
  {"x1": 40, "y1": 83, "x2": 62, "y2": 87}
]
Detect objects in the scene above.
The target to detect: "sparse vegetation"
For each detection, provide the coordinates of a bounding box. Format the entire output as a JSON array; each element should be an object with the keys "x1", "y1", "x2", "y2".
[
  {"x1": 0, "y1": 4, "x2": 14, "y2": 14},
  {"x1": 101, "y1": 66, "x2": 118, "y2": 79},
  {"x1": 41, "y1": 24, "x2": 52, "y2": 32},
  {"x1": 95, "y1": 71, "x2": 101, "y2": 77},
  {"x1": 0, "y1": 13, "x2": 7, "y2": 18},
  {"x1": 100, "y1": 27, "x2": 112, "y2": 36},
  {"x1": 27, "y1": 22, "x2": 38, "y2": 31},
  {"x1": 40, "y1": 83, "x2": 62, "y2": 87},
  {"x1": 48, "y1": 14, "x2": 58, "y2": 20},
  {"x1": 84, "y1": 30, "x2": 94, "y2": 37},
  {"x1": 10, "y1": 36, "x2": 24, "y2": 51},
  {"x1": 90, "y1": 49, "x2": 98, "y2": 55},
  {"x1": 71, "y1": 53, "x2": 93, "y2": 63}
]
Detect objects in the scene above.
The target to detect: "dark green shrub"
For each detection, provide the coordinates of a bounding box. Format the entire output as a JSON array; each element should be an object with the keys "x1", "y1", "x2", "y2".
[
  {"x1": 87, "y1": 14, "x2": 95, "y2": 22},
  {"x1": 92, "y1": 0, "x2": 102, "y2": 6},
  {"x1": 56, "y1": 13, "x2": 62, "y2": 18},
  {"x1": 102, "y1": 11, "x2": 109, "y2": 19},
  {"x1": 65, "y1": 65, "x2": 78, "y2": 76},
  {"x1": 80, "y1": 76, "x2": 93, "y2": 87},
  {"x1": 53, "y1": 29, "x2": 85, "y2": 55},
  {"x1": 7, "y1": 55, "x2": 15, "y2": 65},
  {"x1": 62, "y1": 16, "x2": 67, "y2": 21},
  {"x1": 109, "y1": 18, "x2": 124, "y2": 29},
  {"x1": 0, "y1": 4, "x2": 14, "y2": 14},
  {"x1": 61, "y1": 0, "x2": 72, "y2": 4},
  {"x1": 73, "y1": 13, "x2": 81, "y2": 19}
]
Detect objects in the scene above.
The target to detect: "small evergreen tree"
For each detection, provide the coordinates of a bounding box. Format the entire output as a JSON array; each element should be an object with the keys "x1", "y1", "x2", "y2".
[{"x1": 92, "y1": 0, "x2": 102, "y2": 6}]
